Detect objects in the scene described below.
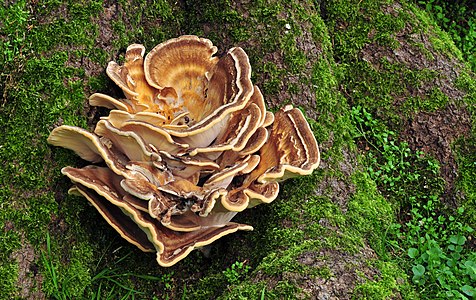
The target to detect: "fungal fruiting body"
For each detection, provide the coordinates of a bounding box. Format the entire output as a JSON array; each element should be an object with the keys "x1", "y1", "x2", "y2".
[{"x1": 48, "y1": 35, "x2": 320, "y2": 267}]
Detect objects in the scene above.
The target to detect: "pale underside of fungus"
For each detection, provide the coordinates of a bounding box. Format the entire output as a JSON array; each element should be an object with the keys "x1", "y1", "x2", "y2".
[{"x1": 48, "y1": 35, "x2": 320, "y2": 267}]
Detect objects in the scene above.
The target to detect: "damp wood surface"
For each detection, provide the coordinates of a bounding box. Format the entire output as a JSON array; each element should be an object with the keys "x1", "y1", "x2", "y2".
[{"x1": 1, "y1": 0, "x2": 475, "y2": 299}]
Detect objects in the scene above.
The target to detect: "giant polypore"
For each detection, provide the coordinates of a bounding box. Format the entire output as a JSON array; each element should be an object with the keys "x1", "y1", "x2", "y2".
[{"x1": 48, "y1": 35, "x2": 320, "y2": 267}]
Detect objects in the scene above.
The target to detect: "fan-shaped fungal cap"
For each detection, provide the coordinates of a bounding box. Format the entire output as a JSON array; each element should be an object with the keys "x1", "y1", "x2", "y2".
[
  {"x1": 256, "y1": 105, "x2": 320, "y2": 182},
  {"x1": 220, "y1": 105, "x2": 320, "y2": 211},
  {"x1": 89, "y1": 93, "x2": 133, "y2": 112},
  {"x1": 47, "y1": 125, "x2": 106, "y2": 163},
  {"x1": 47, "y1": 125, "x2": 133, "y2": 178},
  {"x1": 145, "y1": 36, "x2": 218, "y2": 90},
  {"x1": 106, "y1": 44, "x2": 160, "y2": 112}
]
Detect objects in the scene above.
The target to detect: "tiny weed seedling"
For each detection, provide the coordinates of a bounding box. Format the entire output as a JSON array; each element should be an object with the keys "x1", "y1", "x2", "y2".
[
  {"x1": 351, "y1": 105, "x2": 440, "y2": 201},
  {"x1": 223, "y1": 261, "x2": 251, "y2": 285}
]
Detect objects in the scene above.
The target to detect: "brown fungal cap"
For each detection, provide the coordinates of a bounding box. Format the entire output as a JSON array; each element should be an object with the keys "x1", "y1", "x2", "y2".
[
  {"x1": 63, "y1": 166, "x2": 252, "y2": 266},
  {"x1": 70, "y1": 184, "x2": 156, "y2": 253},
  {"x1": 220, "y1": 105, "x2": 319, "y2": 211},
  {"x1": 256, "y1": 105, "x2": 320, "y2": 183},
  {"x1": 147, "y1": 41, "x2": 254, "y2": 139},
  {"x1": 47, "y1": 125, "x2": 105, "y2": 163},
  {"x1": 47, "y1": 36, "x2": 320, "y2": 267},
  {"x1": 144, "y1": 36, "x2": 218, "y2": 90}
]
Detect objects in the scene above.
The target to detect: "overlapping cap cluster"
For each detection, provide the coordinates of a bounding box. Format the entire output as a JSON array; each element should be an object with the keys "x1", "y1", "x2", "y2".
[{"x1": 48, "y1": 36, "x2": 320, "y2": 267}]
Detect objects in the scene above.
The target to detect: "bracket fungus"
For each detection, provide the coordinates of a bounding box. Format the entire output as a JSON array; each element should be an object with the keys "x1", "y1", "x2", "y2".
[{"x1": 48, "y1": 35, "x2": 320, "y2": 267}]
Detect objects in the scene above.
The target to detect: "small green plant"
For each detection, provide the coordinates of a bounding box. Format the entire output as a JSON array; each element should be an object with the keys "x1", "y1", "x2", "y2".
[
  {"x1": 223, "y1": 261, "x2": 251, "y2": 285},
  {"x1": 404, "y1": 204, "x2": 475, "y2": 299},
  {"x1": 41, "y1": 234, "x2": 78, "y2": 300},
  {"x1": 351, "y1": 106, "x2": 475, "y2": 299},
  {"x1": 351, "y1": 105, "x2": 441, "y2": 201}
]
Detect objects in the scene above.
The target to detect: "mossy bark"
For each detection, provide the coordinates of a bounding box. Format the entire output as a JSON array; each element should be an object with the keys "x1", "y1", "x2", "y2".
[{"x1": 1, "y1": 0, "x2": 475, "y2": 299}]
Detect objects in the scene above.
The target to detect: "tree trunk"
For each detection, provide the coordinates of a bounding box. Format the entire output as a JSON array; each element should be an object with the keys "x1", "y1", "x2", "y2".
[{"x1": 1, "y1": 0, "x2": 474, "y2": 299}]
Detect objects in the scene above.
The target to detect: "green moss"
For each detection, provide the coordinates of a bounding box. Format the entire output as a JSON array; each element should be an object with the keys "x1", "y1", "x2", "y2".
[
  {"x1": 456, "y1": 70, "x2": 476, "y2": 123},
  {"x1": 347, "y1": 171, "x2": 395, "y2": 257},
  {"x1": 0, "y1": 1, "x2": 107, "y2": 298},
  {"x1": 453, "y1": 137, "x2": 476, "y2": 226},
  {"x1": 322, "y1": 0, "x2": 466, "y2": 130},
  {"x1": 338, "y1": 56, "x2": 446, "y2": 126},
  {"x1": 401, "y1": 87, "x2": 450, "y2": 113},
  {"x1": 0, "y1": 262, "x2": 18, "y2": 299},
  {"x1": 453, "y1": 70, "x2": 476, "y2": 226},
  {"x1": 353, "y1": 261, "x2": 416, "y2": 299},
  {"x1": 408, "y1": 4, "x2": 463, "y2": 61}
]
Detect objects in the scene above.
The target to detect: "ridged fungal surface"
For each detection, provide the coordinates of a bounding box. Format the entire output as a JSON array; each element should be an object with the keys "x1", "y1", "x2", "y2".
[{"x1": 48, "y1": 35, "x2": 320, "y2": 267}]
